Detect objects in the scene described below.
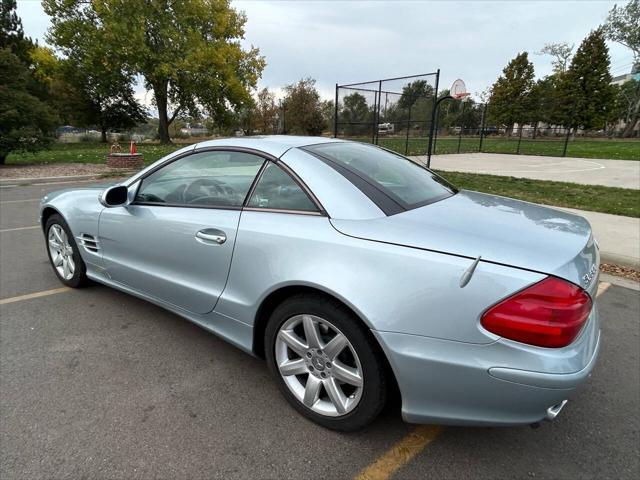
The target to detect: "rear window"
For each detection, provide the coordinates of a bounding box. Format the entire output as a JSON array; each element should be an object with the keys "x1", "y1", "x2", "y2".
[{"x1": 304, "y1": 142, "x2": 456, "y2": 213}]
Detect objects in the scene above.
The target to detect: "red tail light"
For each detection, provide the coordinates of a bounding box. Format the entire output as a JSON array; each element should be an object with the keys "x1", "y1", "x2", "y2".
[{"x1": 481, "y1": 277, "x2": 592, "y2": 348}]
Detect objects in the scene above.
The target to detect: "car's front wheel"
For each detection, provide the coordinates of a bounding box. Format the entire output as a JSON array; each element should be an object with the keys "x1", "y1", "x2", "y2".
[
  {"x1": 45, "y1": 214, "x2": 88, "y2": 288},
  {"x1": 265, "y1": 294, "x2": 387, "y2": 431}
]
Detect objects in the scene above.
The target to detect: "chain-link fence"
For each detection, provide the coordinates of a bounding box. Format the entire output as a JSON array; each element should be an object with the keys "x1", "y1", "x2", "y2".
[
  {"x1": 334, "y1": 72, "x2": 440, "y2": 157},
  {"x1": 432, "y1": 100, "x2": 640, "y2": 157}
]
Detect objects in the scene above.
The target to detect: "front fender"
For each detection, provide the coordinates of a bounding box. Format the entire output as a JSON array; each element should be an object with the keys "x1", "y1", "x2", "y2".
[{"x1": 40, "y1": 188, "x2": 106, "y2": 268}]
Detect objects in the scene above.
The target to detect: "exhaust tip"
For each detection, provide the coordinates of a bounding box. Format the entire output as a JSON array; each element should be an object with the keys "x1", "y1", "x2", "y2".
[{"x1": 546, "y1": 400, "x2": 568, "y2": 421}]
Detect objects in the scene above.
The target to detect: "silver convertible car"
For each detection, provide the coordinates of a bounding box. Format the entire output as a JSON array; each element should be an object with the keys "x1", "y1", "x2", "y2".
[{"x1": 40, "y1": 136, "x2": 600, "y2": 431}]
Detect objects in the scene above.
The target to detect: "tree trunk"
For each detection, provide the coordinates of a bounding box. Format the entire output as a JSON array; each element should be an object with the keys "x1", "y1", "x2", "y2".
[
  {"x1": 0, "y1": 151, "x2": 6, "y2": 165},
  {"x1": 622, "y1": 110, "x2": 639, "y2": 137},
  {"x1": 154, "y1": 81, "x2": 172, "y2": 144},
  {"x1": 101, "y1": 126, "x2": 108, "y2": 143}
]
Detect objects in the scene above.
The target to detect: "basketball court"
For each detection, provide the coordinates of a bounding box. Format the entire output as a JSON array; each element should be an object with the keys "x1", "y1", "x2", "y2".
[{"x1": 411, "y1": 152, "x2": 640, "y2": 190}]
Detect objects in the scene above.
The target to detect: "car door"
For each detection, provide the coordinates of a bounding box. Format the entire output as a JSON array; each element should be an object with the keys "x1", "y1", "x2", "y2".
[{"x1": 98, "y1": 148, "x2": 266, "y2": 314}]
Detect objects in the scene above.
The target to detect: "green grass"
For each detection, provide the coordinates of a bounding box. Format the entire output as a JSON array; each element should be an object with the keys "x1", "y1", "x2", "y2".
[
  {"x1": 370, "y1": 136, "x2": 640, "y2": 160},
  {"x1": 5, "y1": 136, "x2": 638, "y2": 165},
  {"x1": 5, "y1": 142, "x2": 183, "y2": 165},
  {"x1": 436, "y1": 170, "x2": 640, "y2": 218}
]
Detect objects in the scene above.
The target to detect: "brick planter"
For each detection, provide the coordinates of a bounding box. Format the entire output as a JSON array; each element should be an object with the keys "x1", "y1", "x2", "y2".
[{"x1": 107, "y1": 153, "x2": 144, "y2": 169}]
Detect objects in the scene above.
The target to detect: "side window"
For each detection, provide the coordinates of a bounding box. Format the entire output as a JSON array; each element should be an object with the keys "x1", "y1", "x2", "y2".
[
  {"x1": 247, "y1": 163, "x2": 318, "y2": 212},
  {"x1": 135, "y1": 151, "x2": 264, "y2": 207}
]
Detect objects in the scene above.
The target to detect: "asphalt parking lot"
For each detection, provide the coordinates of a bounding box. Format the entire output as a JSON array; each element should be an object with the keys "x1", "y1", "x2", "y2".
[{"x1": 1, "y1": 180, "x2": 639, "y2": 480}]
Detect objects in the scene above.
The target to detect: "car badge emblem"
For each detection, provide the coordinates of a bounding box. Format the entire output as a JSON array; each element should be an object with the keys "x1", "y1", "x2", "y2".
[{"x1": 582, "y1": 264, "x2": 597, "y2": 287}]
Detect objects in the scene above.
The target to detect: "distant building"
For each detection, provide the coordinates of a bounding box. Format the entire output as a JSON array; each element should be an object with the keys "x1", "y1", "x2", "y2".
[{"x1": 611, "y1": 63, "x2": 640, "y2": 86}]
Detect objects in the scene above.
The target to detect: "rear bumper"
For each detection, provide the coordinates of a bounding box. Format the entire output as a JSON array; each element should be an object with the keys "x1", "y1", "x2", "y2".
[{"x1": 374, "y1": 306, "x2": 600, "y2": 426}]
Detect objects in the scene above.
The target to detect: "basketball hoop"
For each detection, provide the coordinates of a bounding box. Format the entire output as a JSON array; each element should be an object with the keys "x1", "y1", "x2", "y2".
[{"x1": 450, "y1": 79, "x2": 470, "y2": 100}]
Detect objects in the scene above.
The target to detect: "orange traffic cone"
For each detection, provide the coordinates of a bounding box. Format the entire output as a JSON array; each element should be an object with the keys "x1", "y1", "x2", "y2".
[{"x1": 130, "y1": 140, "x2": 137, "y2": 154}]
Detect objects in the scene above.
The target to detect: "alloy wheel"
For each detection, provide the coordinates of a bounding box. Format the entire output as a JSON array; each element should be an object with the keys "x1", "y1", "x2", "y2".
[
  {"x1": 275, "y1": 314, "x2": 363, "y2": 417},
  {"x1": 48, "y1": 224, "x2": 75, "y2": 280}
]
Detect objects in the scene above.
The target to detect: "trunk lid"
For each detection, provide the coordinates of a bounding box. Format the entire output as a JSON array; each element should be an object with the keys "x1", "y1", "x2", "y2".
[{"x1": 331, "y1": 190, "x2": 599, "y2": 295}]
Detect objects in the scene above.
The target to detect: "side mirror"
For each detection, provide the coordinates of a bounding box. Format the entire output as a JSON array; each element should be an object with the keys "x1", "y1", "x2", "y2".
[{"x1": 100, "y1": 185, "x2": 130, "y2": 207}]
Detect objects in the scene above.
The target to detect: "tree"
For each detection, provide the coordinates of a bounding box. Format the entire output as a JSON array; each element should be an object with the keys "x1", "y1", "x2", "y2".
[
  {"x1": 234, "y1": 101, "x2": 255, "y2": 135},
  {"x1": 44, "y1": 0, "x2": 265, "y2": 144},
  {"x1": 0, "y1": 49, "x2": 57, "y2": 164},
  {"x1": 0, "y1": 0, "x2": 57, "y2": 164},
  {"x1": 488, "y1": 52, "x2": 535, "y2": 134},
  {"x1": 320, "y1": 99, "x2": 334, "y2": 134},
  {"x1": 537, "y1": 42, "x2": 574, "y2": 75},
  {"x1": 612, "y1": 79, "x2": 640, "y2": 135},
  {"x1": 252, "y1": 88, "x2": 278, "y2": 134},
  {"x1": 31, "y1": 45, "x2": 146, "y2": 141},
  {"x1": 282, "y1": 78, "x2": 325, "y2": 135},
  {"x1": 397, "y1": 80, "x2": 434, "y2": 109},
  {"x1": 603, "y1": 0, "x2": 639, "y2": 63},
  {"x1": 529, "y1": 76, "x2": 561, "y2": 132},
  {"x1": 604, "y1": 0, "x2": 640, "y2": 136},
  {"x1": 341, "y1": 92, "x2": 371, "y2": 135},
  {"x1": 0, "y1": 0, "x2": 30, "y2": 61},
  {"x1": 556, "y1": 29, "x2": 616, "y2": 130}
]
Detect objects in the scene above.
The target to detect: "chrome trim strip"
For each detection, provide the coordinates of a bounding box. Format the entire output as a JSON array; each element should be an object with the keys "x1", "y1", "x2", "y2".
[{"x1": 242, "y1": 207, "x2": 324, "y2": 216}]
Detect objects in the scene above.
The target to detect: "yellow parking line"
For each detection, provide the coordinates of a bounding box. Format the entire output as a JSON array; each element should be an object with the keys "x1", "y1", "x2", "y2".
[
  {"x1": 597, "y1": 282, "x2": 611, "y2": 298},
  {"x1": 354, "y1": 425, "x2": 444, "y2": 480},
  {"x1": 0, "y1": 198, "x2": 40, "y2": 204},
  {"x1": 0, "y1": 287, "x2": 70, "y2": 305},
  {"x1": 0, "y1": 225, "x2": 40, "y2": 233}
]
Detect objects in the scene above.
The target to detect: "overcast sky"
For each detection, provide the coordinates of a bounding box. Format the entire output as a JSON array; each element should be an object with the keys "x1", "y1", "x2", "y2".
[{"x1": 17, "y1": 0, "x2": 635, "y2": 109}]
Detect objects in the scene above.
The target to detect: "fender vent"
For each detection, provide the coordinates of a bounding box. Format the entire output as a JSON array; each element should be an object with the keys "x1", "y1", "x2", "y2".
[{"x1": 76, "y1": 234, "x2": 100, "y2": 253}]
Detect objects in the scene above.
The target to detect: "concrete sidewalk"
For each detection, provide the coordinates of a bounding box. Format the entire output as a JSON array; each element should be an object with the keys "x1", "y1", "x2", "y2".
[
  {"x1": 411, "y1": 153, "x2": 640, "y2": 189},
  {"x1": 559, "y1": 207, "x2": 640, "y2": 269}
]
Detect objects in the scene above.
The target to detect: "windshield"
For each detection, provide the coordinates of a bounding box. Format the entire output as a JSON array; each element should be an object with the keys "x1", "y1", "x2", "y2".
[{"x1": 304, "y1": 142, "x2": 456, "y2": 213}]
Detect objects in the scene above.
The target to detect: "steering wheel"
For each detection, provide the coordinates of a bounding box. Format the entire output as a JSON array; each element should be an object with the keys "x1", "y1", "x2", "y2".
[{"x1": 183, "y1": 178, "x2": 237, "y2": 204}]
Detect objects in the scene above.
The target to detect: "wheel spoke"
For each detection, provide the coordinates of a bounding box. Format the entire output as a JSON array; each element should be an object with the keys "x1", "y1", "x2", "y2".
[
  {"x1": 62, "y1": 258, "x2": 70, "y2": 278},
  {"x1": 324, "y1": 377, "x2": 348, "y2": 414},
  {"x1": 303, "y1": 375, "x2": 322, "y2": 408},
  {"x1": 324, "y1": 333, "x2": 348, "y2": 361},
  {"x1": 278, "y1": 358, "x2": 308, "y2": 377},
  {"x1": 332, "y1": 360, "x2": 363, "y2": 387},
  {"x1": 52, "y1": 253, "x2": 63, "y2": 267},
  {"x1": 52, "y1": 227, "x2": 63, "y2": 244},
  {"x1": 302, "y1": 315, "x2": 322, "y2": 349},
  {"x1": 67, "y1": 255, "x2": 75, "y2": 274},
  {"x1": 48, "y1": 239, "x2": 61, "y2": 250},
  {"x1": 278, "y1": 330, "x2": 308, "y2": 357},
  {"x1": 60, "y1": 228, "x2": 69, "y2": 247}
]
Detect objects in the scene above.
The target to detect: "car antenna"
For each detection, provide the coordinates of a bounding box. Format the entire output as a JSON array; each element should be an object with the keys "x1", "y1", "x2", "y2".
[{"x1": 459, "y1": 255, "x2": 481, "y2": 288}]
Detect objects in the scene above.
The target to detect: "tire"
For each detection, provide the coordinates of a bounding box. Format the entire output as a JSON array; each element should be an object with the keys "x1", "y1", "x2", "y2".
[
  {"x1": 265, "y1": 293, "x2": 387, "y2": 431},
  {"x1": 44, "y1": 214, "x2": 89, "y2": 288}
]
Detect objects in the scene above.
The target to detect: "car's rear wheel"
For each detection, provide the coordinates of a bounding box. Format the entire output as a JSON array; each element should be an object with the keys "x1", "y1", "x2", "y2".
[
  {"x1": 45, "y1": 214, "x2": 88, "y2": 288},
  {"x1": 265, "y1": 294, "x2": 387, "y2": 431}
]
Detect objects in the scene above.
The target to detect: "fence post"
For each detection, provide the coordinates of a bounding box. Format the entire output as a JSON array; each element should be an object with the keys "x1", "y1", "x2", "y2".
[
  {"x1": 371, "y1": 89, "x2": 378, "y2": 144},
  {"x1": 405, "y1": 100, "x2": 412, "y2": 156},
  {"x1": 333, "y1": 83, "x2": 338, "y2": 138},
  {"x1": 479, "y1": 103, "x2": 488, "y2": 152},
  {"x1": 280, "y1": 101, "x2": 286, "y2": 134},
  {"x1": 516, "y1": 125, "x2": 523, "y2": 154},
  {"x1": 433, "y1": 114, "x2": 440, "y2": 157},
  {"x1": 562, "y1": 127, "x2": 571, "y2": 157},
  {"x1": 457, "y1": 100, "x2": 466, "y2": 154},
  {"x1": 426, "y1": 69, "x2": 440, "y2": 168},
  {"x1": 374, "y1": 80, "x2": 382, "y2": 145}
]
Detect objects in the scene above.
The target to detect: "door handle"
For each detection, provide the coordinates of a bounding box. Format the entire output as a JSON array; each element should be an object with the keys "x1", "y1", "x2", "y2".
[{"x1": 196, "y1": 229, "x2": 226, "y2": 245}]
